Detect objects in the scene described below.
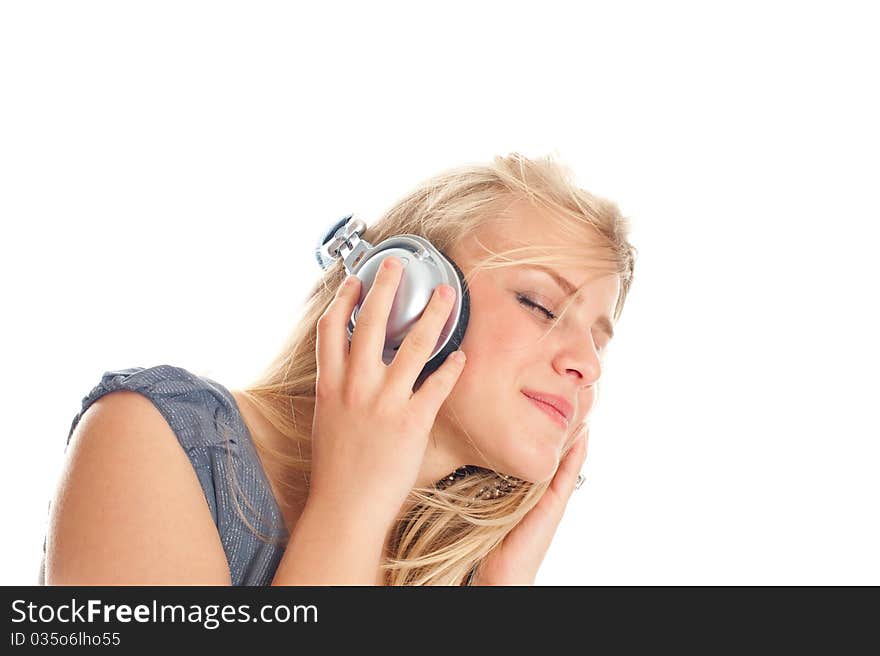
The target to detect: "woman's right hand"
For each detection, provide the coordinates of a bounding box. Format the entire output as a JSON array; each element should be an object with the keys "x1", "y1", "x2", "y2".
[{"x1": 307, "y1": 255, "x2": 467, "y2": 527}]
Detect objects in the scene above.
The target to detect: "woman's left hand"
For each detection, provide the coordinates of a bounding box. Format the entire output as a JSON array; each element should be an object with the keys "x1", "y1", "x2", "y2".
[{"x1": 471, "y1": 425, "x2": 589, "y2": 585}]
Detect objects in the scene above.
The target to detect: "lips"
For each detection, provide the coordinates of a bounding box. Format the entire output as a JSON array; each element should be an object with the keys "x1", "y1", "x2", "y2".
[{"x1": 521, "y1": 389, "x2": 574, "y2": 426}]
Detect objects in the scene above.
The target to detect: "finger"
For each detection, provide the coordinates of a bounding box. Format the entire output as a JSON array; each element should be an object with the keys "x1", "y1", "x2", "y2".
[
  {"x1": 316, "y1": 274, "x2": 361, "y2": 391},
  {"x1": 348, "y1": 256, "x2": 405, "y2": 374},
  {"x1": 408, "y1": 347, "x2": 467, "y2": 422},
  {"x1": 505, "y1": 429, "x2": 588, "y2": 557},
  {"x1": 566, "y1": 425, "x2": 589, "y2": 460},
  {"x1": 549, "y1": 426, "x2": 588, "y2": 501},
  {"x1": 386, "y1": 283, "x2": 457, "y2": 396}
]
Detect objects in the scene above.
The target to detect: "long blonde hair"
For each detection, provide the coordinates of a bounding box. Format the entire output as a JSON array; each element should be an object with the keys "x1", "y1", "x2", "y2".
[{"x1": 227, "y1": 152, "x2": 637, "y2": 585}]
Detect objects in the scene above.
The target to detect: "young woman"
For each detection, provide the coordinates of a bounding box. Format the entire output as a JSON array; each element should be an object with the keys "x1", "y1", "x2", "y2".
[{"x1": 41, "y1": 153, "x2": 637, "y2": 586}]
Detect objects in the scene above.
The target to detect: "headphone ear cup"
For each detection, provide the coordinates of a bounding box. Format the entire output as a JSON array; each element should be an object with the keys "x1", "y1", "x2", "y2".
[{"x1": 414, "y1": 250, "x2": 471, "y2": 391}]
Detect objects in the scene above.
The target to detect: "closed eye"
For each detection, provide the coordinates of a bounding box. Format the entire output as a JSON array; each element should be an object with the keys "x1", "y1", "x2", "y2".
[
  {"x1": 516, "y1": 293, "x2": 556, "y2": 320},
  {"x1": 517, "y1": 293, "x2": 609, "y2": 353}
]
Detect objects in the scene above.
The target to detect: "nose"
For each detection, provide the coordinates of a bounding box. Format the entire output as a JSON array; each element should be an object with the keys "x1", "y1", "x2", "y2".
[{"x1": 553, "y1": 330, "x2": 602, "y2": 388}]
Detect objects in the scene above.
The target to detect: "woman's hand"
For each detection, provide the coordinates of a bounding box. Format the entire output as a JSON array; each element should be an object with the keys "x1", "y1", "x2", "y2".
[
  {"x1": 472, "y1": 426, "x2": 589, "y2": 585},
  {"x1": 309, "y1": 256, "x2": 467, "y2": 528}
]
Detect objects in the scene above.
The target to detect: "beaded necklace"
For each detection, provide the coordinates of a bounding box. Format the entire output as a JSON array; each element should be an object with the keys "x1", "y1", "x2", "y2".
[{"x1": 435, "y1": 465, "x2": 523, "y2": 500}]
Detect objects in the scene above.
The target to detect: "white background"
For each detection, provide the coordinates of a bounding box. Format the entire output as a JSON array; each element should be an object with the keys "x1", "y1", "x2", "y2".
[{"x1": 2, "y1": 1, "x2": 877, "y2": 585}]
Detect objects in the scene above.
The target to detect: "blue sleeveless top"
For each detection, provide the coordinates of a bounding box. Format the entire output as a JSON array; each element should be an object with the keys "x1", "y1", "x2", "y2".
[{"x1": 43, "y1": 364, "x2": 289, "y2": 586}]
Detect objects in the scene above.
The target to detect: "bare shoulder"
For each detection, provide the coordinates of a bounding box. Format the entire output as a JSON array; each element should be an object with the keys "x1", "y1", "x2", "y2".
[{"x1": 43, "y1": 389, "x2": 232, "y2": 585}]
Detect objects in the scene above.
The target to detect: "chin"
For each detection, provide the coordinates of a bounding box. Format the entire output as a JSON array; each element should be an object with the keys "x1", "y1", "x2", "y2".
[{"x1": 491, "y1": 436, "x2": 561, "y2": 485}]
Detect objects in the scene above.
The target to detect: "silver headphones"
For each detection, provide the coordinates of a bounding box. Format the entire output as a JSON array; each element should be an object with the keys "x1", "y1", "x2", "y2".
[{"x1": 315, "y1": 215, "x2": 471, "y2": 389}]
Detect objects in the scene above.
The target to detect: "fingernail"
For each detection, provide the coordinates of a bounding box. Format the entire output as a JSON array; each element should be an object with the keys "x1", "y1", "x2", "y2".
[{"x1": 451, "y1": 349, "x2": 466, "y2": 364}]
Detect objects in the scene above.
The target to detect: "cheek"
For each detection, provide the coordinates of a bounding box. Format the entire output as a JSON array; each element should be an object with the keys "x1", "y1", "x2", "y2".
[
  {"x1": 442, "y1": 300, "x2": 561, "y2": 482},
  {"x1": 458, "y1": 293, "x2": 536, "y2": 364},
  {"x1": 444, "y1": 298, "x2": 513, "y2": 424},
  {"x1": 448, "y1": 287, "x2": 543, "y2": 419}
]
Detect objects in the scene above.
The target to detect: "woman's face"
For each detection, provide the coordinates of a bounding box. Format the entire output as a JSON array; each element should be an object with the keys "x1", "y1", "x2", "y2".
[{"x1": 440, "y1": 202, "x2": 620, "y2": 484}]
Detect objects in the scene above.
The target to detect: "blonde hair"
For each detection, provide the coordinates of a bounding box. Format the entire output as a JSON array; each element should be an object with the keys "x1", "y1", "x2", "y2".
[{"x1": 226, "y1": 152, "x2": 637, "y2": 585}]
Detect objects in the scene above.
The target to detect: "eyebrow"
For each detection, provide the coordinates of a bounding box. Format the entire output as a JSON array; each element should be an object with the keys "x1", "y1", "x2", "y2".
[{"x1": 526, "y1": 264, "x2": 616, "y2": 341}]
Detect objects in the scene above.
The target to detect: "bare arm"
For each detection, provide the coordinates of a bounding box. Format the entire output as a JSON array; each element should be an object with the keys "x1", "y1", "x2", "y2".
[
  {"x1": 271, "y1": 497, "x2": 393, "y2": 586},
  {"x1": 44, "y1": 390, "x2": 233, "y2": 585}
]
